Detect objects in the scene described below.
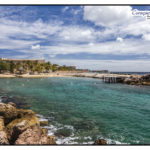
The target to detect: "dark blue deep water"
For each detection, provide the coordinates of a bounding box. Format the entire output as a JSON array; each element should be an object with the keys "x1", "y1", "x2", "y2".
[{"x1": 0, "y1": 77, "x2": 150, "y2": 144}]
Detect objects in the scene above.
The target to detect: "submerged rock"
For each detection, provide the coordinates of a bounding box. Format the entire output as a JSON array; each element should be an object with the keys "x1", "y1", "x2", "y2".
[
  {"x1": 54, "y1": 127, "x2": 72, "y2": 137},
  {"x1": 94, "y1": 139, "x2": 107, "y2": 145},
  {"x1": 1, "y1": 96, "x2": 29, "y2": 109}
]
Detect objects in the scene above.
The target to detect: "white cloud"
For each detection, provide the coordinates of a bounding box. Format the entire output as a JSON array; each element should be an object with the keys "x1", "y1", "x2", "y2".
[
  {"x1": 83, "y1": 6, "x2": 150, "y2": 40},
  {"x1": 83, "y1": 6, "x2": 133, "y2": 27},
  {"x1": 1, "y1": 6, "x2": 150, "y2": 64},
  {"x1": 58, "y1": 26, "x2": 95, "y2": 42},
  {"x1": 142, "y1": 34, "x2": 150, "y2": 41},
  {"x1": 31, "y1": 44, "x2": 40, "y2": 50},
  {"x1": 116, "y1": 37, "x2": 123, "y2": 42}
]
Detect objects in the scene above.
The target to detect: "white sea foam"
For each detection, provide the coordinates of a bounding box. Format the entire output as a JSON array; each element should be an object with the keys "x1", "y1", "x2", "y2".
[
  {"x1": 36, "y1": 114, "x2": 48, "y2": 122},
  {"x1": 36, "y1": 113, "x2": 94, "y2": 144},
  {"x1": 101, "y1": 137, "x2": 129, "y2": 145},
  {"x1": 37, "y1": 114, "x2": 129, "y2": 145}
]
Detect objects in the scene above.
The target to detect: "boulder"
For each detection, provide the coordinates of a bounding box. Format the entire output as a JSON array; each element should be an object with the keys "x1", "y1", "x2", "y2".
[
  {"x1": 17, "y1": 109, "x2": 35, "y2": 118},
  {"x1": 0, "y1": 102, "x2": 18, "y2": 124},
  {"x1": 48, "y1": 136, "x2": 56, "y2": 145},
  {"x1": 94, "y1": 139, "x2": 107, "y2": 145},
  {"x1": 40, "y1": 121, "x2": 49, "y2": 126},
  {"x1": 0, "y1": 131, "x2": 9, "y2": 144},
  {"x1": 8, "y1": 102, "x2": 16, "y2": 108},
  {"x1": 9, "y1": 120, "x2": 30, "y2": 144},
  {"x1": 15, "y1": 126, "x2": 56, "y2": 145},
  {"x1": 6, "y1": 114, "x2": 39, "y2": 141},
  {"x1": 141, "y1": 74, "x2": 150, "y2": 82}
]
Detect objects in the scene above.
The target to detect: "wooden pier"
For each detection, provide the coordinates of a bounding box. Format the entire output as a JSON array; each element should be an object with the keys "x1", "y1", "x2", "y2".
[{"x1": 103, "y1": 76, "x2": 127, "y2": 83}]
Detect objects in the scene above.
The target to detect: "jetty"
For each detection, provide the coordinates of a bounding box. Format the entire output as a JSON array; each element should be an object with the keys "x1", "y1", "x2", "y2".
[
  {"x1": 73, "y1": 72, "x2": 131, "y2": 83},
  {"x1": 102, "y1": 76, "x2": 127, "y2": 83}
]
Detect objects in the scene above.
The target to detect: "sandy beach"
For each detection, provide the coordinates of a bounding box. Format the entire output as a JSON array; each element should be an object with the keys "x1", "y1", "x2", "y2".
[
  {"x1": 0, "y1": 74, "x2": 16, "y2": 78},
  {"x1": 0, "y1": 72, "x2": 132, "y2": 79}
]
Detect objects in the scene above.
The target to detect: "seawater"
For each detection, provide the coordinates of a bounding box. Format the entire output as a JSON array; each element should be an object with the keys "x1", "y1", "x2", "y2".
[{"x1": 0, "y1": 77, "x2": 150, "y2": 144}]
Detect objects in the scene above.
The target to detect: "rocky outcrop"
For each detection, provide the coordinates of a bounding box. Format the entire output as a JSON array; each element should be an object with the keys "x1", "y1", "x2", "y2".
[
  {"x1": 0, "y1": 102, "x2": 56, "y2": 145},
  {"x1": 40, "y1": 120, "x2": 49, "y2": 126},
  {"x1": 94, "y1": 139, "x2": 107, "y2": 145},
  {"x1": 0, "y1": 131, "x2": 9, "y2": 144},
  {"x1": 0, "y1": 102, "x2": 18, "y2": 124},
  {"x1": 0, "y1": 116, "x2": 9, "y2": 144},
  {"x1": 0, "y1": 116, "x2": 5, "y2": 131},
  {"x1": 119, "y1": 74, "x2": 150, "y2": 86},
  {"x1": 15, "y1": 125, "x2": 56, "y2": 145}
]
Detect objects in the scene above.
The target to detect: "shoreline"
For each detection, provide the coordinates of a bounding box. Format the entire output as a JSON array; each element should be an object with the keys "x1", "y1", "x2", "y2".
[
  {"x1": 0, "y1": 72, "x2": 132, "y2": 78},
  {"x1": 0, "y1": 98, "x2": 107, "y2": 145},
  {"x1": 0, "y1": 72, "x2": 150, "y2": 86}
]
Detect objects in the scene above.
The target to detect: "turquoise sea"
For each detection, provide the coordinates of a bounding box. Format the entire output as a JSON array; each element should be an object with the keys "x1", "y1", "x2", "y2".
[{"x1": 0, "y1": 77, "x2": 150, "y2": 144}]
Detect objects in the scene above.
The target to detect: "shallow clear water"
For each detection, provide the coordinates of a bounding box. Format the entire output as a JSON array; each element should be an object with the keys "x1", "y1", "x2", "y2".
[{"x1": 0, "y1": 77, "x2": 150, "y2": 144}]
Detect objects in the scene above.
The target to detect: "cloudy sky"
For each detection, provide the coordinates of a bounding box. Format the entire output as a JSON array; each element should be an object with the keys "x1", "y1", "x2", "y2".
[{"x1": 0, "y1": 5, "x2": 150, "y2": 71}]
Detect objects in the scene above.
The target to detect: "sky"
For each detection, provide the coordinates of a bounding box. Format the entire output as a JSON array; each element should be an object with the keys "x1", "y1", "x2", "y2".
[{"x1": 0, "y1": 5, "x2": 150, "y2": 71}]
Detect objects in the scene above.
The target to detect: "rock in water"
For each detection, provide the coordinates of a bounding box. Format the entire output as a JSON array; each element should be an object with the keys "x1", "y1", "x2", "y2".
[
  {"x1": 0, "y1": 102, "x2": 18, "y2": 124},
  {"x1": 94, "y1": 139, "x2": 107, "y2": 145},
  {"x1": 15, "y1": 126, "x2": 56, "y2": 145},
  {"x1": 40, "y1": 121, "x2": 49, "y2": 126}
]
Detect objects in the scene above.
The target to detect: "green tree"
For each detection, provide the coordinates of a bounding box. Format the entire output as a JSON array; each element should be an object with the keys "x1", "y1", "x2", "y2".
[
  {"x1": 0, "y1": 61, "x2": 10, "y2": 72},
  {"x1": 10, "y1": 61, "x2": 15, "y2": 73}
]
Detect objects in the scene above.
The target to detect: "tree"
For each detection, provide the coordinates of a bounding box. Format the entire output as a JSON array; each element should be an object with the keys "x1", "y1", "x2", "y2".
[
  {"x1": 10, "y1": 61, "x2": 15, "y2": 73},
  {"x1": 52, "y1": 64, "x2": 59, "y2": 72},
  {"x1": 0, "y1": 61, "x2": 10, "y2": 72}
]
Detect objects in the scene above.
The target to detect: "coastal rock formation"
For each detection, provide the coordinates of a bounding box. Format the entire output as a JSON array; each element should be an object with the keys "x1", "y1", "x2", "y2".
[
  {"x1": 94, "y1": 139, "x2": 107, "y2": 145},
  {"x1": 6, "y1": 111, "x2": 40, "y2": 141},
  {"x1": 15, "y1": 125, "x2": 56, "y2": 145},
  {"x1": 122, "y1": 74, "x2": 150, "y2": 86},
  {"x1": 0, "y1": 116, "x2": 9, "y2": 144},
  {"x1": 0, "y1": 116, "x2": 5, "y2": 131},
  {"x1": 0, "y1": 131, "x2": 9, "y2": 144},
  {"x1": 40, "y1": 120, "x2": 49, "y2": 126},
  {"x1": 0, "y1": 102, "x2": 17, "y2": 124},
  {"x1": 0, "y1": 102, "x2": 56, "y2": 145}
]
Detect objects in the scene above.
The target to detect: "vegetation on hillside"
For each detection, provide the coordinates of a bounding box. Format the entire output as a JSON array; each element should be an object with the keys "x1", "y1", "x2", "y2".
[{"x1": 0, "y1": 60, "x2": 76, "y2": 74}]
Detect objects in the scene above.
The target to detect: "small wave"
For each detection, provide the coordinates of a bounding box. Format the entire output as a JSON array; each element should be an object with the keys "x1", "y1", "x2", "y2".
[
  {"x1": 37, "y1": 114, "x2": 130, "y2": 145},
  {"x1": 101, "y1": 137, "x2": 129, "y2": 145},
  {"x1": 37, "y1": 114, "x2": 94, "y2": 144}
]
